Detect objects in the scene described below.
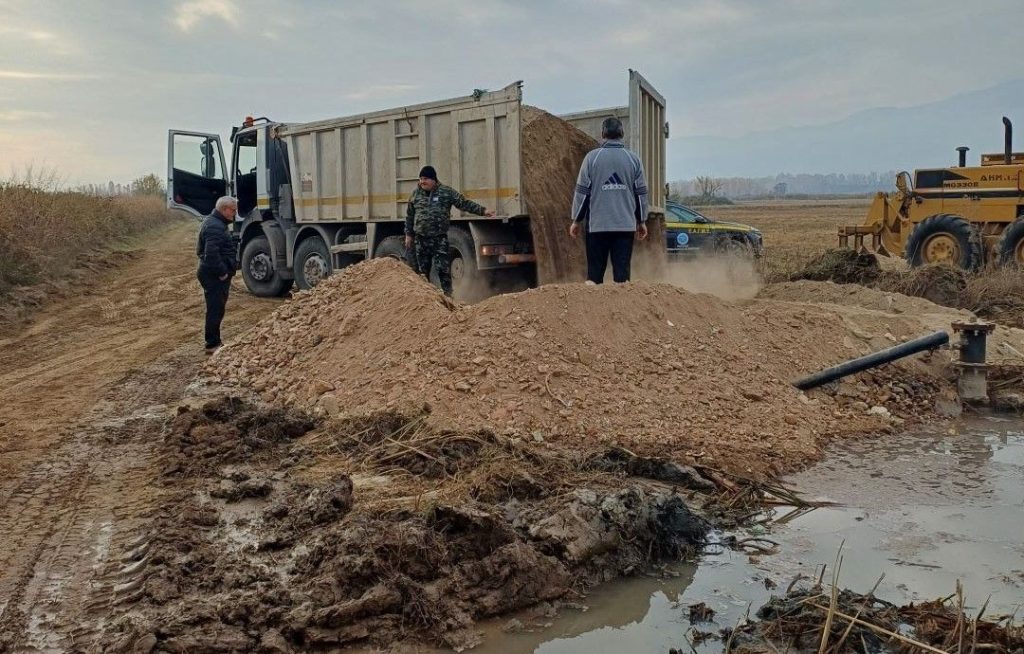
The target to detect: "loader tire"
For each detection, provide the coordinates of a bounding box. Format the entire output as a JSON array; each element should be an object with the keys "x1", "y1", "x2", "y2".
[
  {"x1": 241, "y1": 235, "x2": 292, "y2": 297},
  {"x1": 905, "y1": 214, "x2": 982, "y2": 271},
  {"x1": 294, "y1": 235, "x2": 332, "y2": 290},
  {"x1": 997, "y1": 218, "x2": 1024, "y2": 267}
]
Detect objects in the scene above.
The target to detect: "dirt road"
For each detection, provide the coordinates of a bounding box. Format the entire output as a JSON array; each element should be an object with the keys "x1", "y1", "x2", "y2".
[{"x1": 0, "y1": 220, "x2": 278, "y2": 648}]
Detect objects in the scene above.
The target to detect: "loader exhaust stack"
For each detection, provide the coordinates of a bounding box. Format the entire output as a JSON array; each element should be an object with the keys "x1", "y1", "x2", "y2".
[
  {"x1": 1003, "y1": 116, "x2": 1013, "y2": 165},
  {"x1": 956, "y1": 146, "x2": 969, "y2": 167}
]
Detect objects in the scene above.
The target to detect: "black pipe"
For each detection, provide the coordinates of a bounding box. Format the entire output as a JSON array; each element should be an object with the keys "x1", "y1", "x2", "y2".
[
  {"x1": 956, "y1": 146, "x2": 969, "y2": 167},
  {"x1": 1003, "y1": 116, "x2": 1013, "y2": 164},
  {"x1": 793, "y1": 331, "x2": 949, "y2": 391}
]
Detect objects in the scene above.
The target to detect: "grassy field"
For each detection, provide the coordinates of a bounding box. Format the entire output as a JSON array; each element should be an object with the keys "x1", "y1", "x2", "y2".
[
  {"x1": 0, "y1": 185, "x2": 179, "y2": 294},
  {"x1": 700, "y1": 198, "x2": 872, "y2": 281}
]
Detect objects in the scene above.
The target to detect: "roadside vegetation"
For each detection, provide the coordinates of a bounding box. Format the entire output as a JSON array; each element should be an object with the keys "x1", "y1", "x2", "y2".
[{"x1": 0, "y1": 170, "x2": 181, "y2": 295}]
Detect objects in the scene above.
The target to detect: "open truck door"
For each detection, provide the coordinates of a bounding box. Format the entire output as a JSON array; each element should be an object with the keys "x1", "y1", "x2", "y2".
[{"x1": 167, "y1": 130, "x2": 227, "y2": 218}]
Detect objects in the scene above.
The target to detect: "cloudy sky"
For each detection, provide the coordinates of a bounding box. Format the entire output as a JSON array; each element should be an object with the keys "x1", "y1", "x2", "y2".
[{"x1": 2, "y1": 0, "x2": 1022, "y2": 185}]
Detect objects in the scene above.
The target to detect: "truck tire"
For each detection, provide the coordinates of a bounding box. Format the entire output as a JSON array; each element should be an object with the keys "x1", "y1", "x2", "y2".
[
  {"x1": 374, "y1": 235, "x2": 413, "y2": 266},
  {"x1": 905, "y1": 214, "x2": 982, "y2": 271},
  {"x1": 997, "y1": 218, "x2": 1024, "y2": 267},
  {"x1": 294, "y1": 235, "x2": 332, "y2": 290},
  {"x1": 447, "y1": 226, "x2": 479, "y2": 300},
  {"x1": 240, "y1": 235, "x2": 292, "y2": 298}
]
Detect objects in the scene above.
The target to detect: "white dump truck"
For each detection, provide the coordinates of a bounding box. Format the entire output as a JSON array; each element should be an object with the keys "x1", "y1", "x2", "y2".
[{"x1": 167, "y1": 71, "x2": 667, "y2": 297}]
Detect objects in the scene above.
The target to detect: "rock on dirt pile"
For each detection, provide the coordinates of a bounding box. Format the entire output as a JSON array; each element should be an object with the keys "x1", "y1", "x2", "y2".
[{"x1": 206, "y1": 258, "x2": 925, "y2": 477}]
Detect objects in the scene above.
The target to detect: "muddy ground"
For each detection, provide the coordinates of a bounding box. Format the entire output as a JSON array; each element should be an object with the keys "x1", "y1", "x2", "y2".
[{"x1": 1, "y1": 213, "x2": 1022, "y2": 651}]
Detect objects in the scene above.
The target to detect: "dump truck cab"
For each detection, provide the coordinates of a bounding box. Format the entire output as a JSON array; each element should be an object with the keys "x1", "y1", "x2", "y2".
[{"x1": 841, "y1": 117, "x2": 1024, "y2": 270}]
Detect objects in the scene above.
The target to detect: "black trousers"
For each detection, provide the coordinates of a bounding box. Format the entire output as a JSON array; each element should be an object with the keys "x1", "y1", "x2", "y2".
[
  {"x1": 197, "y1": 271, "x2": 231, "y2": 348},
  {"x1": 585, "y1": 231, "x2": 635, "y2": 283}
]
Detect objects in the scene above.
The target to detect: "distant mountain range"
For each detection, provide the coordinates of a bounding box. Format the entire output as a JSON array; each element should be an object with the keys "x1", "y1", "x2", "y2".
[{"x1": 669, "y1": 78, "x2": 1024, "y2": 179}]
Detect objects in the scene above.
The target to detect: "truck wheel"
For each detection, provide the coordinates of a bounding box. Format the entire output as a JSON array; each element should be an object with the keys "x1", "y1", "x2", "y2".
[
  {"x1": 447, "y1": 226, "x2": 480, "y2": 300},
  {"x1": 294, "y1": 235, "x2": 332, "y2": 290},
  {"x1": 905, "y1": 214, "x2": 982, "y2": 270},
  {"x1": 997, "y1": 218, "x2": 1024, "y2": 267},
  {"x1": 241, "y1": 235, "x2": 291, "y2": 297},
  {"x1": 374, "y1": 235, "x2": 413, "y2": 266}
]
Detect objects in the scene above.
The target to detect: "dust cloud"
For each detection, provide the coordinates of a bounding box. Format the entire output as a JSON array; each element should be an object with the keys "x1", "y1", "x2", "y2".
[{"x1": 634, "y1": 252, "x2": 762, "y2": 302}]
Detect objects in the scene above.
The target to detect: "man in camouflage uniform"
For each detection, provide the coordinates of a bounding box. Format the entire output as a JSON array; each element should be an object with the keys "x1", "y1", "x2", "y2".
[{"x1": 404, "y1": 165, "x2": 495, "y2": 296}]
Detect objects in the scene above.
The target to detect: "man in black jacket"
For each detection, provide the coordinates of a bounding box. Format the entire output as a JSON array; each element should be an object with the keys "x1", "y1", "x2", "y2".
[{"x1": 196, "y1": 196, "x2": 239, "y2": 353}]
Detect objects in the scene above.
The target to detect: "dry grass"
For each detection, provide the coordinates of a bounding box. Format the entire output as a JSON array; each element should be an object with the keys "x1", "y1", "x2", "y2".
[
  {"x1": 700, "y1": 198, "x2": 871, "y2": 282},
  {"x1": 0, "y1": 179, "x2": 181, "y2": 293}
]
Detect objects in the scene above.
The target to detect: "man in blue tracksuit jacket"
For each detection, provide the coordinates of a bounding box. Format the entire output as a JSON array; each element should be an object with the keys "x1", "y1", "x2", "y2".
[{"x1": 569, "y1": 116, "x2": 649, "y2": 283}]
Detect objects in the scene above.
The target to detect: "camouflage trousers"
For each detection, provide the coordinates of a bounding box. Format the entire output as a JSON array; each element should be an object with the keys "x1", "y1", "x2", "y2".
[{"x1": 414, "y1": 232, "x2": 452, "y2": 296}]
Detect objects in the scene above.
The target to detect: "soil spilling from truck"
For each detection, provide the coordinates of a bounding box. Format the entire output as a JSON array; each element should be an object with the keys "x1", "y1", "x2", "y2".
[
  {"x1": 520, "y1": 107, "x2": 667, "y2": 285},
  {"x1": 202, "y1": 258, "x2": 996, "y2": 480}
]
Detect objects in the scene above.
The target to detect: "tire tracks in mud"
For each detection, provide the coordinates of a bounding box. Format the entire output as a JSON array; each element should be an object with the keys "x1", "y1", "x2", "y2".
[{"x1": 0, "y1": 221, "x2": 278, "y2": 650}]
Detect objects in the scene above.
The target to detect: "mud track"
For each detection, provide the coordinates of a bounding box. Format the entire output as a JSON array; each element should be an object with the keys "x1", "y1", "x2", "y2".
[{"x1": 0, "y1": 221, "x2": 277, "y2": 649}]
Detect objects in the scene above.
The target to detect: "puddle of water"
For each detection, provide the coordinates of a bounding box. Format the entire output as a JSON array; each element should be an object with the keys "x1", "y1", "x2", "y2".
[{"x1": 450, "y1": 416, "x2": 1024, "y2": 653}]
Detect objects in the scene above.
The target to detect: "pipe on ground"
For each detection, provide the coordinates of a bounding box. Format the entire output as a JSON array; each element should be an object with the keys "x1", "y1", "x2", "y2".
[{"x1": 793, "y1": 330, "x2": 949, "y2": 391}]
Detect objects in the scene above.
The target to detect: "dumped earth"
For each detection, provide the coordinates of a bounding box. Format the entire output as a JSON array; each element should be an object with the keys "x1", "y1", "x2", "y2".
[
  {"x1": 210, "y1": 259, "x2": 898, "y2": 478},
  {"x1": 207, "y1": 258, "x2": 1024, "y2": 478}
]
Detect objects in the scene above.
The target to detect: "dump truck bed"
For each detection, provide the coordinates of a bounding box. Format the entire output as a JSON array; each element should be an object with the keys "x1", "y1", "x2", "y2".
[
  {"x1": 276, "y1": 72, "x2": 667, "y2": 226},
  {"x1": 276, "y1": 83, "x2": 525, "y2": 224}
]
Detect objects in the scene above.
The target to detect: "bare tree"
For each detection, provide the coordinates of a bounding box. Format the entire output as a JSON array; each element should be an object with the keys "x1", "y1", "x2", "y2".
[{"x1": 694, "y1": 175, "x2": 723, "y2": 202}]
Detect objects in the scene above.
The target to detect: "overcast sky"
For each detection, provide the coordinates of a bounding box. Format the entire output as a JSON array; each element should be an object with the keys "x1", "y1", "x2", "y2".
[{"x1": 2, "y1": 0, "x2": 1022, "y2": 185}]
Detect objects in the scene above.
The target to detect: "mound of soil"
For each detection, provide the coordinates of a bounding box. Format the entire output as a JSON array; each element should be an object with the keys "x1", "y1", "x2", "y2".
[
  {"x1": 205, "y1": 258, "x2": 954, "y2": 478},
  {"x1": 760, "y1": 280, "x2": 967, "y2": 318},
  {"x1": 791, "y1": 248, "x2": 881, "y2": 285},
  {"x1": 876, "y1": 263, "x2": 968, "y2": 308}
]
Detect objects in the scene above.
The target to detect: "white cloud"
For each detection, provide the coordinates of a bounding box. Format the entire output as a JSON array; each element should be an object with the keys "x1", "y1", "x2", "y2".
[
  {"x1": 0, "y1": 110, "x2": 53, "y2": 121},
  {"x1": 173, "y1": 0, "x2": 240, "y2": 32},
  {"x1": 0, "y1": 70, "x2": 98, "y2": 80}
]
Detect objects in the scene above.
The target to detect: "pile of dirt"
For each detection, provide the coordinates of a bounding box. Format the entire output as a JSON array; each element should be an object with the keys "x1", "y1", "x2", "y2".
[
  {"x1": 206, "y1": 258, "x2": 959, "y2": 479},
  {"x1": 520, "y1": 107, "x2": 667, "y2": 285},
  {"x1": 790, "y1": 248, "x2": 882, "y2": 285},
  {"x1": 875, "y1": 262, "x2": 969, "y2": 308},
  {"x1": 791, "y1": 251, "x2": 1024, "y2": 329},
  {"x1": 761, "y1": 279, "x2": 1024, "y2": 367},
  {"x1": 760, "y1": 280, "x2": 968, "y2": 319}
]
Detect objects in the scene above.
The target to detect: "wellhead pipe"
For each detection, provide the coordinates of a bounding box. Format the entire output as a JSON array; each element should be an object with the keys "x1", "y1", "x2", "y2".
[{"x1": 793, "y1": 331, "x2": 949, "y2": 391}]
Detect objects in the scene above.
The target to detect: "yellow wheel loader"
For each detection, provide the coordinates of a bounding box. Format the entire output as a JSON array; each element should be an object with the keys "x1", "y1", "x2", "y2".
[{"x1": 840, "y1": 117, "x2": 1024, "y2": 270}]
